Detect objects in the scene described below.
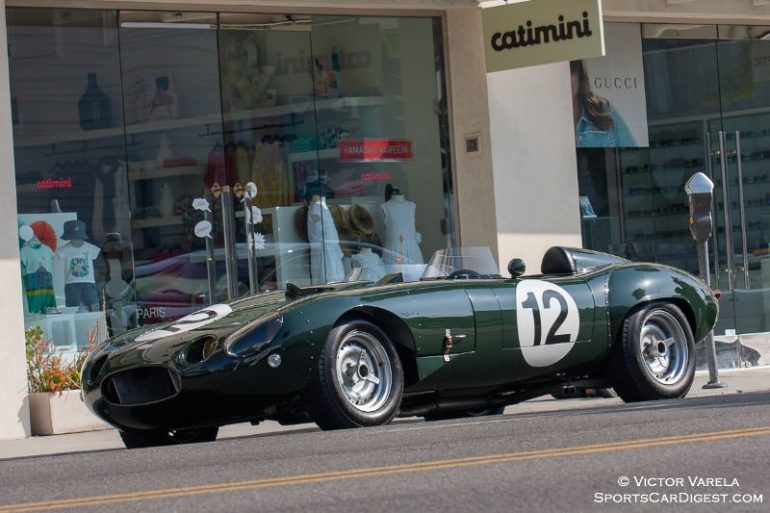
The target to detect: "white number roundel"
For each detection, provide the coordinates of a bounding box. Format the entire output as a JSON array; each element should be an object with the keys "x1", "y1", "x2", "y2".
[
  {"x1": 136, "y1": 304, "x2": 233, "y2": 342},
  {"x1": 515, "y1": 280, "x2": 580, "y2": 367}
]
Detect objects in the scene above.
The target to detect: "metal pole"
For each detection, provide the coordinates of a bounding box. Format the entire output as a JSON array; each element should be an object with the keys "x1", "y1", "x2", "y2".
[
  {"x1": 243, "y1": 195, "x2": 259, "y2": 295},
  {"x1": 698, "y1": 240, "x2": 727, "y2": 389},
  {"x1": 734, "y1": 131, "x2": 750, "y2": 289},
  {"x1": 704, "y1": 132, "x2": 720, "y2": 290},
  {"x1": 204, "y1": 208, "x2": 217, "y2": 305},
  {"x1": 220, "y1": 187, "x2": 239, "y2": 300},
  {"x1": 718, "y1": 131, "x2": 735, "y2": 290}
]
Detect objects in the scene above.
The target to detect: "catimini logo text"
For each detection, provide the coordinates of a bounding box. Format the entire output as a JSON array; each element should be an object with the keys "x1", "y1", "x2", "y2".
[
  {"x1": 491, "y1": 11, "x2": 593, "y2": 51},
  {"x1": 36, "y1": 177, "x2": 73, "y2": 190}
]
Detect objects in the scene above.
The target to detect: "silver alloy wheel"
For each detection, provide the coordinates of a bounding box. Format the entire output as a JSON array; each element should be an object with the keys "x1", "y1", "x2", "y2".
[
  {"x1": 335, "y1": 330, "x2": 393, "y2": 413},
  {"x1": 639, "y1": 309, "x2": 689, "y2": 385}
]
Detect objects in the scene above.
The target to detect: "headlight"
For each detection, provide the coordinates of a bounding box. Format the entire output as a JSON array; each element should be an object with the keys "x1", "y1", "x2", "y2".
[
  {"x1": 224, "y1": 313, "x2": 283, "y2": 357},
  {"x1": 181, "y1": 335, "x2": 219, "y2": 365}
]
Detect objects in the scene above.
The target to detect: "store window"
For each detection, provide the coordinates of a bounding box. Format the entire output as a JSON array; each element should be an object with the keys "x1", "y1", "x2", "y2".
[
  {"x1": 575, "y1": 22, "x2": 770, "y2": 336},
  {"x1": 9, "y1": 8, "x2": 455, "y2": 353}
]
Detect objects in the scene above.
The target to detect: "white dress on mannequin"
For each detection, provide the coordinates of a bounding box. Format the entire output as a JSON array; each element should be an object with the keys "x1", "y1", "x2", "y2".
[
  {"x1": 381, "y1": 195, "x2": 423, "y2": 264},
  {"x1": 307, "y1": 196, "x2": 345, "y2": 284}
]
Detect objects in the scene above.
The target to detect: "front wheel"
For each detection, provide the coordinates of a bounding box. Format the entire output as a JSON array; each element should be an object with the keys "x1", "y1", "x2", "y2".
[
  {"x1": 305, "y1": 320, "x2": 404, "y2": 430},
  {"x1": 119, "y1": 426, "x2": 219, "y2": 449},
  {"x1": 609, "y1": 302, "x2": 695, "y2": 402}
]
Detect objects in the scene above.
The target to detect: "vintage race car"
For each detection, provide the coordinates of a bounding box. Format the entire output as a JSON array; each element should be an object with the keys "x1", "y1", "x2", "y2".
[{"x1": 81, "y1": 247, "x2": 718, "y2": 448}]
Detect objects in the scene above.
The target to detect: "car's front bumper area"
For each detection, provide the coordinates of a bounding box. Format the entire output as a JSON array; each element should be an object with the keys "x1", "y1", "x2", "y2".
[
  {"x1": 81, "y1": 341, "x2": 314, "y2": 431},
  {"x1": 83, "y1": 366, "x2": 285, "y2": 431}
]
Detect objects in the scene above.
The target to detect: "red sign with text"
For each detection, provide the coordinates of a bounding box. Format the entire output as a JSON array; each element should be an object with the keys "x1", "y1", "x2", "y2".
[{"x1": 338, "y1": 139, "x2": 413, "y2": 162}]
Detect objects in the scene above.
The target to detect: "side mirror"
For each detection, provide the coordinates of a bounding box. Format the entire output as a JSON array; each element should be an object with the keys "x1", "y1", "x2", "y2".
[{"x1": 508, "y1": 258, "x2": 526, "y2": 278}]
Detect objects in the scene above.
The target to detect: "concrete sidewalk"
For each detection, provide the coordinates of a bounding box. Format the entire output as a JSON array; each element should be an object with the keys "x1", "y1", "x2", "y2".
[{"x1": 0, "y1": 367, "x2": 767, "y2": 461}]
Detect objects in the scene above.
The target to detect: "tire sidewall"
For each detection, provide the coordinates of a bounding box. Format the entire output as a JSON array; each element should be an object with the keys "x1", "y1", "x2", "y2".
[
  {"x1": 321, "y1": 320, "x2": 404, "y2": 427},
  {"x1": 623, "y1": 302, "x2": 695, "y2": 399}
]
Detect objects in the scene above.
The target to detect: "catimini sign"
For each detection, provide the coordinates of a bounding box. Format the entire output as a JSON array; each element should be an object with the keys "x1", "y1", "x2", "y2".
[{"x1": 482, "y1": 0, "x2": 604, "y2": 73}]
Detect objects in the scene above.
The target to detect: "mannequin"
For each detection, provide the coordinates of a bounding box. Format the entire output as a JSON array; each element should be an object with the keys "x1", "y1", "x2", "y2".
[
  {"x1": 381, "y1": 191, "x2": 423, "y2": 264},
  {"x1": 56, "y1": 220, "x2": 101, "y2": 311},
  {"x1": 351, "y1": 246, "x2": 385, "y2": 282},
  {"x1": 19, "y1": 225, "x2": 56, "y2": 313},
  {"x1": 307, "y1": 195, "x2": 344, "y2": 284}
]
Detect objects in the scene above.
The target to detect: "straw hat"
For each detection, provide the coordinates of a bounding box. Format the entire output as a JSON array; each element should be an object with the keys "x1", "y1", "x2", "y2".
[{"x1": 350, "y1": 204, "x2": 375, "y2": 236}]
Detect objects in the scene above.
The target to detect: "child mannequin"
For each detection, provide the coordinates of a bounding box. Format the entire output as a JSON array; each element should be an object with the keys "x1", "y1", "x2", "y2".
[{"x1": 56, "y1": 220, "x2": 101, "y2": 311}]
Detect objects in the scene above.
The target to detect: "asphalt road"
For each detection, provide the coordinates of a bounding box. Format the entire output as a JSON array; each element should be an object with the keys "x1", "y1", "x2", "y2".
[{"x1": 1, "y1": 393, "x2": 768, "y2": 513}]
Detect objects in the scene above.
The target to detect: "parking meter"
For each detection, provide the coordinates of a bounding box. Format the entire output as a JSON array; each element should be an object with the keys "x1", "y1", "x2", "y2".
[
  {"x1": 684, "y1": 172, "x2": 725, "y2": 389},
  {"x1": 685, "y1": 172, "x2": 714, "y2": 243}
]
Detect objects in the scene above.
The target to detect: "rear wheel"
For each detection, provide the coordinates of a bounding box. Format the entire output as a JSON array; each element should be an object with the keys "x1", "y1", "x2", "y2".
[
  {"x1": 119, "y1": 426, "x2": 219, "y2": 449},
  {"x1": 305, "y1": 320, "x2": 404, "y2": 430},
  {"x1": 609, "y1": 302, "x2": 695, "y2": 402},
  {"x1": 424, "y1": 407, "x2": 504, "y2": 422}
]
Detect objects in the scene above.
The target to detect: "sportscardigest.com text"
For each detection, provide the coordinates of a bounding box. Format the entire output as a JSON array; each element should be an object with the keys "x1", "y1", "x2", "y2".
[{"x1": 594, "y1": 476, "x2": 763, "y2": 505}]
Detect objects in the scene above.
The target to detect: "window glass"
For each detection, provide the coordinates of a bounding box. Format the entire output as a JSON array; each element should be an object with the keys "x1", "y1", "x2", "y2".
[
  {"x1": 10, "y1": 8, "x2": 456, "y2": 344},
  {"x1": 9, "y1": 8, "x2": 133, "y2": 352},
  {"x1": 306, "y1": 15, "x2": 455, "y2": 283}
]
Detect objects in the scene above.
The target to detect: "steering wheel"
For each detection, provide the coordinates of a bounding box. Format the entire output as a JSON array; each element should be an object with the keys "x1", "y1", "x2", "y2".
[{"x1": 447, "y1": 269, "x2": 482, "y2": 280}]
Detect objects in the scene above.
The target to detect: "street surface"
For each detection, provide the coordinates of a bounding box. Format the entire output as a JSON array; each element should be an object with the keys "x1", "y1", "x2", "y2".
[{"x1": 0, "y1": 391, "x2": 768, "y2": 513}]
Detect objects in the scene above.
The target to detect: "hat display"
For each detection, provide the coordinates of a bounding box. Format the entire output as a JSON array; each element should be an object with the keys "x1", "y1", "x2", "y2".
[
  {"x1": 328, "y1": 204, "x2": 350, "y2": 234},
  {"x1": 294, "y1": 205, "x2": 309, "y2": 242},
  {"x1": 350, "y1": 205, "x2": 375, "y2": 236},
  {"x1": 61, "y1": 220, "x2": 89, "y2": 241}
]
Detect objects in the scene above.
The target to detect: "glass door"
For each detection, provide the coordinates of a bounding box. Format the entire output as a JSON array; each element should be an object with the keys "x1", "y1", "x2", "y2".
[
  {"x1": 710, "y1": 25, "x2": 770, "y2": 334},
  {"x1": 119, "y1": 11, "x2": 235, "y2": 324}
]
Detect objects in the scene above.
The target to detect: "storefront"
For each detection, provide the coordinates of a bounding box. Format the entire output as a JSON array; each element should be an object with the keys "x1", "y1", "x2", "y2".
[
  {"x1": 1, "y1": 1, "x2": 495, "y2": 439},
  {"x1": 8, "y1": 7, "x2": 459, "y2": 352},
  {"x1": 575, "y1": 20, "x2": 770, "y2": 338}
]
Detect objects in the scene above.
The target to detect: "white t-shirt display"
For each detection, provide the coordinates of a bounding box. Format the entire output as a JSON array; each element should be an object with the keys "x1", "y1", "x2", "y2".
[
  {"x1": 307, "y1": 198, "x2": 344, "y2": 284},
  {"x1": 56, "y1": 241, "x2": 101, "y2": 284},
  {"x1": 381, "y1": 196, "x2": 424, "y2": 265},
  {"x1": 20, "y1": 242, "x2": 55, "y2": 275}
]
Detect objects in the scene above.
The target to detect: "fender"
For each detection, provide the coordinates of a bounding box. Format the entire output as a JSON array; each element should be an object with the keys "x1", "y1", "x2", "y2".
[{"x1": 607, "y1": 264, "x2": 718, "y2": 346}]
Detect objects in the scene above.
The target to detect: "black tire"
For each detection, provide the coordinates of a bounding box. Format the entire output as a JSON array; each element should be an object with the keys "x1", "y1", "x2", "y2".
[
  {"x1": 119, "y1": 426, "x2": 219, "y2": 449},
  {"x1": 609, "y1": 302, "x2": 695, "y2": 403},
  {"x1": 424, "y1": 407, "x2": 505, "y2": 422},
  {"x1": 305, "y1": 320, "x2": 404, "y2": 430}
]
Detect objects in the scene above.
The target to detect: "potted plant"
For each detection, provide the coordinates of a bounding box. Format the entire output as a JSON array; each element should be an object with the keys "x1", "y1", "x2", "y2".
[{"x1": 26, "y1": 323, "x2": 110, "y2": 435}]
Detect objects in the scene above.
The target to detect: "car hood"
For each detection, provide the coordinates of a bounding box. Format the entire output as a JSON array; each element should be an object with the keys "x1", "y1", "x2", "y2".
[{"x1": 105, "y1": 281, "x2": 377, "y2": 349}]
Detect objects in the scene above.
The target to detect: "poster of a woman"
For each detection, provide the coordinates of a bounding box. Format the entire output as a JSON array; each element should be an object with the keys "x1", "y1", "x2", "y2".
[{"x1": 571, "y1": 59, "x2": 637, "y2": 148}]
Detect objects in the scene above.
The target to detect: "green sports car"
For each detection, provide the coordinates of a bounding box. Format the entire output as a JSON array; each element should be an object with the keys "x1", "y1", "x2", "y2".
[{"x1": 81, "y1": 246, "x2": 718, "y2": 448}]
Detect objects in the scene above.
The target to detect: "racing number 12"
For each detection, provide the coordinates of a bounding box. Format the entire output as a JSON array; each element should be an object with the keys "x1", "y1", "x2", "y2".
[{"x1": 521, "y1": 290, "x2": 571, "y2": 346}]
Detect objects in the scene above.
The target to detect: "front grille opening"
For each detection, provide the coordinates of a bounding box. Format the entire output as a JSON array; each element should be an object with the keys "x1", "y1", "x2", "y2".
[{"x1": 102, "y1": 367, "x2": 179, "y2": 405}]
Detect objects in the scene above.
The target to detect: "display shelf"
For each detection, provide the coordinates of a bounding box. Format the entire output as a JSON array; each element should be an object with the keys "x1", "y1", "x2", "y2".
[
  {"x1": 125, "y1": 114, "x2": 222, "y2": 135},
  {"x1": 224, "y1": 96, "x2": 385, "y2": 123},
  {"x1": 128, "y1": 165, "x2": 201, "y2": 182},
  {"x1": 13, "y1": 126, "x2": 125, "y2": 148},
  {"x1": 132, "y1": 216, "x2": 183, "y2": 229},
  {"x1": 14, "y1": 113, "x2": 223, "y2": 148},
  {"x1": 288, "y1": 147, "x2": 338, "y2": 164}
]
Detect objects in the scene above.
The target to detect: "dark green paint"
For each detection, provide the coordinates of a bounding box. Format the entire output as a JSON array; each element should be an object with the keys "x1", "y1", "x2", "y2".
[{"x1": 82, "y1": 249, "x2": 718, "y2": 432}]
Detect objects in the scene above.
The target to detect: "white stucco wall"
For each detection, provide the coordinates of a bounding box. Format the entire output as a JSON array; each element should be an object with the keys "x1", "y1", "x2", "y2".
[
  {"x1": 445, "y1": 8, "x2": 499, "y2": 257},
  {"x1": 0, "y1": 0, "x2": 31, "y2": 441},
  {"x1": 487, "y1": 61, "x2": 582, "y2": 275}
]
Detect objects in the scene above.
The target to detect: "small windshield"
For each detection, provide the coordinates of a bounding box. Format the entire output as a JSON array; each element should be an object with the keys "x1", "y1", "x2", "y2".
[{"x1": 422, "y1": 247, "x2": 501, "y2": 279}]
